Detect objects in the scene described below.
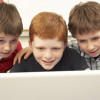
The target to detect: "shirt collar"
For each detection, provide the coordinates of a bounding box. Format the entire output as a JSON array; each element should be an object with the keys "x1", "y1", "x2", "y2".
[
  {"x1": 80, "y1": 48, "x2": 100, "y2": 60},
  {"x1": 0, "y1": 56, "x2": 3, "y2": 61}
]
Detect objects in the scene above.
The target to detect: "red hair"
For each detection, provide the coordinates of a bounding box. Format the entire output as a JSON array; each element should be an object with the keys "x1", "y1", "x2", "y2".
[{"x1": 29, "y1": 12, "x2": 67, "y2": 44}]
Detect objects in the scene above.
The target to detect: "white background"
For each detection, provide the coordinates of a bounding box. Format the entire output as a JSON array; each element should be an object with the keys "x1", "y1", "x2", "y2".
[{"x1": 4, "y1": 0, "x2": 100, "y2": 30}]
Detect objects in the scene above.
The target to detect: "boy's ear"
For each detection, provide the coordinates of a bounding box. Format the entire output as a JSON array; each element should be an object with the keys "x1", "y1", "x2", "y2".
[
  {"x1": 29, "y1": 40, "x2": 32, "y2": 50},
  {"x1": 64, "y1": 41, "x2": 68, "y2": 48}
]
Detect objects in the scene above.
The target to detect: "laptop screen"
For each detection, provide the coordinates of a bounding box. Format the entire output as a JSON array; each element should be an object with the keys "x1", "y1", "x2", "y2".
[{"x1": 0, "y1": 70, "x2": 100, "y2": 100}]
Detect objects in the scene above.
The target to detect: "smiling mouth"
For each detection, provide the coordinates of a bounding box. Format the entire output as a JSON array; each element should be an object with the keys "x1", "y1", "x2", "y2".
[
  {"x1": 89, "y1": 50, "x2": 97, "y2": 54},
  {"x1": 42, "y1": 60, "x2": 55, "y2": 65},
  {"x1": 2, "y1": 52, "x2": 10, "y2": 55}
]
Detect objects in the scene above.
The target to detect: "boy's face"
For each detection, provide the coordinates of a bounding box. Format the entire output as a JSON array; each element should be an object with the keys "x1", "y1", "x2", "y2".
[
  {"x1": 29, "y1": 35, "x2": 65, "y2": 70},
  {"x1": 76, "y1": 31, "x2": 100, "y2": 57},
  {"x1": 0, "y1": 32, "x2": 19, "y2": 58}
]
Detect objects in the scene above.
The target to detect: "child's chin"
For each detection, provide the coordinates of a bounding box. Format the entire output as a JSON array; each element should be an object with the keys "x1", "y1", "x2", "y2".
[
  {"x1": 90, "y1": 54, "x2": 99, "y2": 58},
  {"x1": 2, "y1": 54, "x2": 11, "y2": 58},
  {"x1": 42, "y1": 66, "x2": 54, "y2": 70}
]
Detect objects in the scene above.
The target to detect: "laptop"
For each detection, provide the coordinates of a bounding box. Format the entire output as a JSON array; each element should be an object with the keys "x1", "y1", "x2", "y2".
[{"x1": 0, "y1": 70, "x2": 100, "y2": 100}]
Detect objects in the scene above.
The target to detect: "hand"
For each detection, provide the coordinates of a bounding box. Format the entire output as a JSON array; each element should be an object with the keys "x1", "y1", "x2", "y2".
[
  {"x1": 85, "y1": 68, "x2": 90, "y2": 70},
  {"x1": 13, "y1": 47, "x2": 32, "y2": 65}
]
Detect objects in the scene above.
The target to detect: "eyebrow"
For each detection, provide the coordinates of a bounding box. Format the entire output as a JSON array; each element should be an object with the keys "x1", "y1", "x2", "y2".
[{"x1": 77, "y1": 39, "x2": 86, "y2": 41}]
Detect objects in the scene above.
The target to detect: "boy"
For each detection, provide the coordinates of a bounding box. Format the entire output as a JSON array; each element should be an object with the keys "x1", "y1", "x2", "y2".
[
  {"x1": 68, "y1": 1, "x2": 100, "y2": 70},
  {"x1": 10, "y1": 12, "x2": 89, "y2": 72},
  {"x1": 0, "y1": 2, "x2": 23, "y2": 72}
]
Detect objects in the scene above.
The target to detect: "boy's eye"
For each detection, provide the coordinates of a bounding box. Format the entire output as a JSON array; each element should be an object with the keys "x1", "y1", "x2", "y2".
[
  {"x1": 0, "y1": 40, "x2": 4, "y2": 43},
  {"x1": 92, "y1": 37, "x2": 100, "y2": 41},
  {"x1": 37, "y1": 47, "x2": 44, "y2": 50},
  {"x1": 52, "y1": 48, "x2": 60, "y2": 50},
  {"x1": 11, "y1": 39, "x2": 17, "y2": 43},
  {"x1": 79, "y1": 40, "x2": 86, "y2": 43}
]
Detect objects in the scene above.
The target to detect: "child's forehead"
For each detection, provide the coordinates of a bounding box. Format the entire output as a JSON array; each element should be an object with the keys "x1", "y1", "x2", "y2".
[
  {"x1": 76, "y1": 30, "x2": 99, "y2": 35},
  {"x1": 75, "y1": 30, "x2": 100, "y2": 39},
  {"x1": 34, "y1": 35, "x2": 61, "y2": 40},
  {"x1": 33, "y1": 35, "x2": 64, "y2": 44},
  {"x1": 0, "y1": 32, "x2": 19, "y2": 38}
]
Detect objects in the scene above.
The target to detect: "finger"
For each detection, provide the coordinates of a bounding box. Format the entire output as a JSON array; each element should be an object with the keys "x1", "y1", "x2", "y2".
[
  {"x1": 18, "y1": 56, "x2": 21, "y2": 64},
  {"x1": 24, "y1": 51, "x2": 31, "y2": 59},
  {"x1": 13, "y1": 54, "x2": 19, "y2": 65},
  {"x1": 13, "y1": 50, "x2": 24, "y2": 64},
  {"x1": 17, "y1": 51, "x2": 26, "y2": 63},
  {"x1": 13, "y1": 47, "x2": 31, "y2": 64}
]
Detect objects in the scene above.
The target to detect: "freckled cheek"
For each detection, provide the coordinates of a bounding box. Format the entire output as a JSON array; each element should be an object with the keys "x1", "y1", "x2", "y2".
[
  {"x1": 33, "y1": 51, "x2": 43, "y2": 59},
  {"x1": 55, "y1": 51, "x2": 64, "y2": 58},
  {"x1": 35, "y1": 54, "x2": 42, "y2": 58}
]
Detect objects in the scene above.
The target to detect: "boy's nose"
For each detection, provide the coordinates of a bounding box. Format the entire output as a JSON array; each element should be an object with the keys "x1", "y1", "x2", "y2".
[
  {"x1": 44, "y1": 50, "x2": 52, "y2": 59},
  {"x1": 87, "y1": 42, "x2": 95, "y2": 51},
  {"x1": 4, "y1": 43, "x2": 11, "y2": 51}
]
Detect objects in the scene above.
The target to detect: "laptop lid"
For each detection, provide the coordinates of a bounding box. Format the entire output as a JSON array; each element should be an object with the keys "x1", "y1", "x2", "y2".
[{"x1": 0, "y1": 70, "x2": 100, "y2": 100}]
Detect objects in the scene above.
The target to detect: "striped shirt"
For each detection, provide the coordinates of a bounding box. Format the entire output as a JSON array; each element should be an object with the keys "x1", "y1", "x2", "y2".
[{"x1": 68, "y1": 39, "x2": 100, "y2": 70}]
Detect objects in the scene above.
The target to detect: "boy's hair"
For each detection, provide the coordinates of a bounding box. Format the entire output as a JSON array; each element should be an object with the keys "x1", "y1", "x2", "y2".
[
  {"x1": 0, "y1": 2, "x2": 23, "y2": 36},
  {"x1": 68, "y1": 1, "x2": 100, "y2": 37},
  {"x1": 29, "y1": 12, "x2": 67, "y2": 43}
]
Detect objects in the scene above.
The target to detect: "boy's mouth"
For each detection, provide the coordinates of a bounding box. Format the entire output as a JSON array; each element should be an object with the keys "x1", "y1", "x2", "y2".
[
  {"x1": 88, "y1": 50, "x2": 98, "y2": 55},
  {"x1": 2, "y1": 52, "x2": 10, "y2": 54},
  {"x1": 89, "y1": 51, "x2": 96, "y2": 53},
  {"x1": 2, "y1": 52, "x2": 11, "y2": 56},
  {"x1": 42, "y1": 60, "x2": 55, "y2": 65}
]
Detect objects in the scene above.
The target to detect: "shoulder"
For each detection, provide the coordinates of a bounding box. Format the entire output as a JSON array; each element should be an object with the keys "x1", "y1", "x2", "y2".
[
  {"x1": 63, "y1": 46, "x2": 89, "y2": 70},
  {"x1": 64, "y1": 46, "x2": 85, "y2": 59},
  {"x1": 64, "y1": 46, "x2": 79, "y2": 55},
  {"x1": 19, "y1": 54, "x2": 34, "y2": 64},
  {"x1": 15, "y1": 54, "x2": 34, "y2": 67},
  {"x1": 10, "y1": 54, "x2": 35, "y2": 72},
  {"x1": 59, "y1": 46, "x2": 80, "y2": 64}
]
